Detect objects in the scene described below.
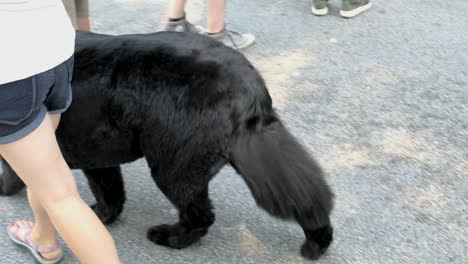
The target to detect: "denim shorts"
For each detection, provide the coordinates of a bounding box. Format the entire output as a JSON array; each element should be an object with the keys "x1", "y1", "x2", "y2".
[{"x1": 0, "y1": 56, "x2": 74, "y2": 144}]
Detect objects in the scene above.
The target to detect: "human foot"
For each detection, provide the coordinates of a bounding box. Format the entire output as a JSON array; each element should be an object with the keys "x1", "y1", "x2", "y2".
[
  {"x1": 207, "y1": 28, "x2": 255, "y2": 50},
  {"x1": 163, "y1": 16, "x2": 205, "y2": 34},
  {"x1": 7, "y1": 220, "x2": 63, "y2": 263}
]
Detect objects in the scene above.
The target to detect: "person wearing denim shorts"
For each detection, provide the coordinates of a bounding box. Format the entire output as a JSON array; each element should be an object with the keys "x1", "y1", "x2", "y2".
[
  {"x1": 0, "y1": 57, "x2": 74, "y2": 144},
  {"x1": 0, "y1": 1, "x2": 121, "y2": 263}
]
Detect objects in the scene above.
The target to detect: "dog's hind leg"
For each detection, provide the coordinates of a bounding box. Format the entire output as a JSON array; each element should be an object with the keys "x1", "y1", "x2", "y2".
[
  {"x1": 0, "y1": 156, "x2": 26, "y2": 195},
  {"x1": 141, "y1": 107, "x2": 231, "y2": 248},
  {"x1": 83, "y1": 166, "x2": 126, "y2": 224},
  {"x1": 147, "y1": 183, "x2": 214, "y2": 249},
  {"x1": 145, "y1": 158, "x2": 225, "y2": 249}
]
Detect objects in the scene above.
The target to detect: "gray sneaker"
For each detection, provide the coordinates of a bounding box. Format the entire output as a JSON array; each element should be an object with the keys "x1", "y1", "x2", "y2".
[
  {"x1": 164, "y1": 18, "x2": 205, "y2": 34},
  {"x1": 312, "y1": 0, "x2": 329, "y2": 16},
  {"x1": 208, "y1": 29, "x2": 255, "y2": 50},
  {"x1": 340, "y1": 0, "x2": 372, "y2": 18}
]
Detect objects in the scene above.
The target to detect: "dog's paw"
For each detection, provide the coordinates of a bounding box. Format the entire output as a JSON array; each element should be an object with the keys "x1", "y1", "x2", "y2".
[
  {"x1": 147, "y1": 224, "x2": 172, "y2": 246},
  {"x1": 301, "y1": 224, "x2": 333, "y2": 260},
  {"x1": 147, "y1": 224, "x2": 208, "y2": 249},
  {"x1": 300, "y1": 239, "x2": 322, "y2": 260},
  {"x1": 91, "y1": 204, "x2": 119, "y2": 225}
]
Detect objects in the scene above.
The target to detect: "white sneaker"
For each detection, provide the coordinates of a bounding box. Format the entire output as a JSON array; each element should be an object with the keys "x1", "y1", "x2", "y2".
[
  {"x1": 208, "y1": 29, "x2": 255, "y2": 50},
  {"x1": 312, "y1": 6, "x2": 329, "y2": 16},
  {"x1": 311, "y1": 0, "x2": 329, "y2": 16}
]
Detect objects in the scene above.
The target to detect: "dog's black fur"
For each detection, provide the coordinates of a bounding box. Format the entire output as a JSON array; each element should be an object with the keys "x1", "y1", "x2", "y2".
[{"x1": 0, "y1": 31, "x2": 334, "y2": 260}]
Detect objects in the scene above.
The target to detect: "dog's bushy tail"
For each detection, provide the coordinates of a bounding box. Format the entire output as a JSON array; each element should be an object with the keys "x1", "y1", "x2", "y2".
[{"x1": 230, "y1": 115, "x2": 334, "y2": 259}]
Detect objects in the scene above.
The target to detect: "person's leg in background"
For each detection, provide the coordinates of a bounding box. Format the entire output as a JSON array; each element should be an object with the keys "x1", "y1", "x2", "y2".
[
  {"x1": 62, "y1": 0, "x2": 77, "y2": 28},
  {"x1": 62, "y1": 0, "x2": 91, "y2": 31},
  {"x1": 76, "y1": 0, "x2": 91, "y2": 31},
  {"x1": 168, "y1": 0, "x2": 187, "y2": 19},
  {"x1": 204, "y1": 0, "x2": 254, "y2": 50},
  {"x1": 205, "y1": 0, "x2": 224, "y2": 33},
  {"x1": 163, "y1": 0, "x2": 255, "y2": 50},
  {"x1": 164, "y1": 0, "x2": 205, "y2": 33}
]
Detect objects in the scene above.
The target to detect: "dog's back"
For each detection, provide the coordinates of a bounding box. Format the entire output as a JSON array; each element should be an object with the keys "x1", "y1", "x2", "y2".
[{"x1": 60, "y1": 31, "x2": 272, "y2": 169}]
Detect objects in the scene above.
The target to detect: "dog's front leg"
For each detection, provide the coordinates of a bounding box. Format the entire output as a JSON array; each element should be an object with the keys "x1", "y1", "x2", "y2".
[{"x1": 83, "y1": 166, "x2": 126, "y2": 224}]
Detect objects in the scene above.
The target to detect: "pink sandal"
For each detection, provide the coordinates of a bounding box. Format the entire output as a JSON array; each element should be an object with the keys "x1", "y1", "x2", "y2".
[{"x1": 7, "y1": 222, "x2": 63, "y2": 264}]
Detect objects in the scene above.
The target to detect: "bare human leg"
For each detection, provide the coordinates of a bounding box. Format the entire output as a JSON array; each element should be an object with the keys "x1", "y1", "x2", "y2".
[{"x1": 1, "y1": 114, "x2": 121, "y2": 263}]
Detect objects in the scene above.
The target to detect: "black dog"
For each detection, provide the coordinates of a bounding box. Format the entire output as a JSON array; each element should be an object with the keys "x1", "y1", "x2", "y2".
[{"x1": 0, "y1": 31, "x2": 334, "y2": 260}]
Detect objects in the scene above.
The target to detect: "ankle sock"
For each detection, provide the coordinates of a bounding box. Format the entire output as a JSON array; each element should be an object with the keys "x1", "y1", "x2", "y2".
[
  {"x1": 208, "y1": 29, "x2": 225, "y2": 35},
  {"x1": 168, "y1": 16, "x2": 185, "y2": 22}
]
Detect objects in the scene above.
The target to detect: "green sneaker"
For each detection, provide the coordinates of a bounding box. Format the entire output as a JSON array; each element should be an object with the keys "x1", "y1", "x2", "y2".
[
  {"x1": 311, "y1": 0, "x2": 329, "y2": 16},
  {"x1": 208, "y1": 29, "x2": 255, "y2": 50},
  {"x1": 340, "y1": 0, "x2": 372, "y2": 18}
]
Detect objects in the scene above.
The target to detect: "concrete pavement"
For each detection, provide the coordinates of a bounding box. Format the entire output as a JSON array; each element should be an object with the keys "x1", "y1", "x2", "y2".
[{"x1": 1, "y1": 0, "x2": 467, "y2": 263}]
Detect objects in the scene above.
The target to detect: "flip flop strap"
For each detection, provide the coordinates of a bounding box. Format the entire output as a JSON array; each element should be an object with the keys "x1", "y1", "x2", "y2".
[
  {"x1": 24, "y1": 230, "x2": 61, "y2": 253},
  {"x1": 36, "y1": 243, "x2": 61, "y2": 253},
  {"x1": 12, "y1": 223, "x2": 31, "y2": 240}
]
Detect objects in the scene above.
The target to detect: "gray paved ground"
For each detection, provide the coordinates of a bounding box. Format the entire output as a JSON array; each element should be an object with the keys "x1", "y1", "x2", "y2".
[{"x1": 1, "y1": 0, "x2": 467, "y2": 263}]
